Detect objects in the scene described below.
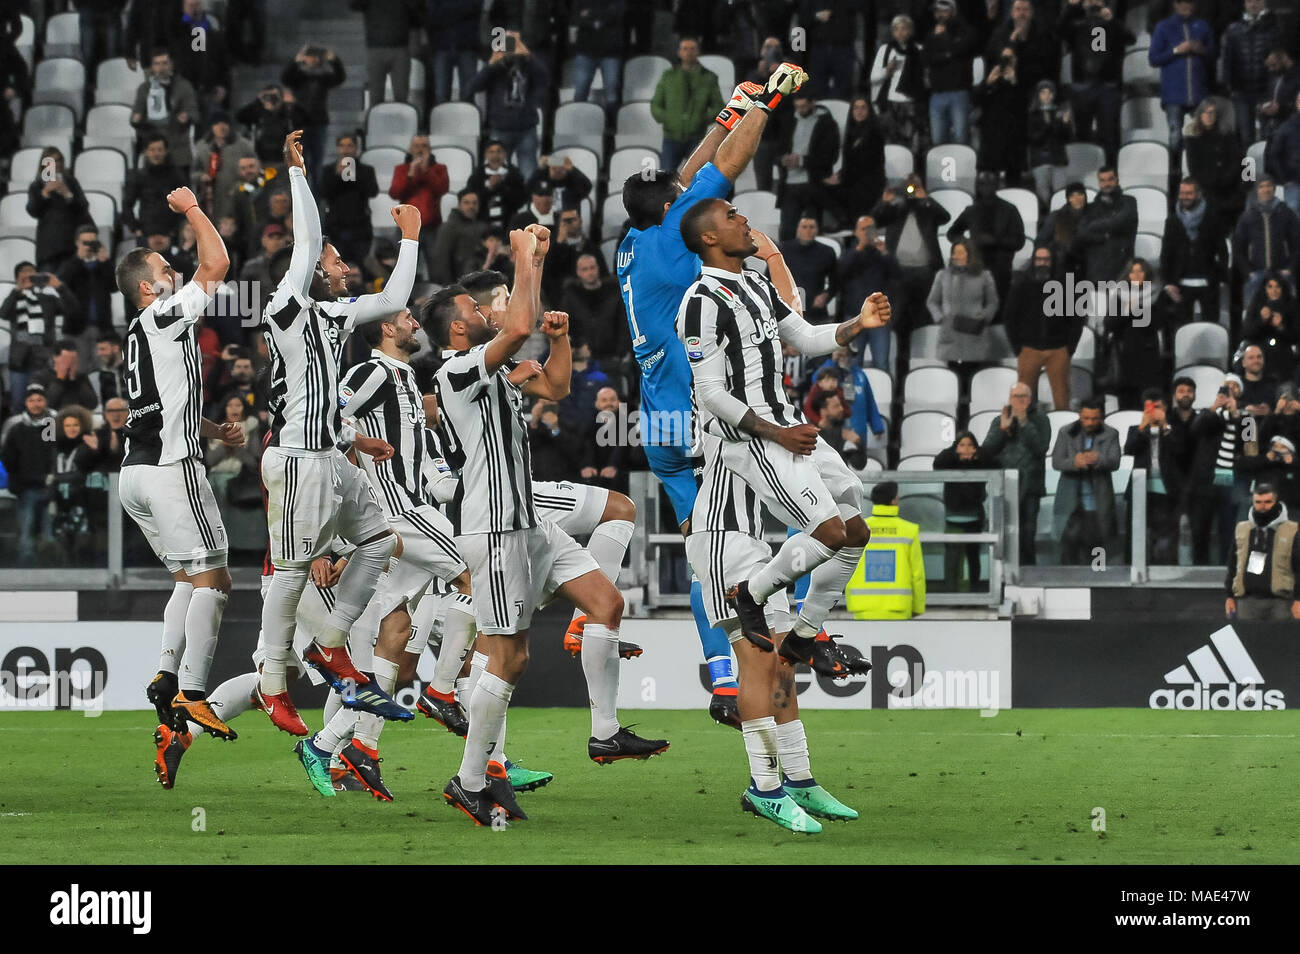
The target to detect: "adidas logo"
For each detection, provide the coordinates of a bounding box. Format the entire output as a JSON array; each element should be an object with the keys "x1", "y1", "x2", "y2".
[{"x1": 1149, "y1": 625, "x2": 1286, "y2": 710}]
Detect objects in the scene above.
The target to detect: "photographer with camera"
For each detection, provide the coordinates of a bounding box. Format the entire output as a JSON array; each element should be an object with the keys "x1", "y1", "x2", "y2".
[
  {"x1": 467, "y1": 31, "x2": 550, "y2": 180},
  {"x1": 236, "y1": 84, "x2": 309, "y2": 170},
  {"x1": 32, "y1": 339, "x2": 97, "y2": 414},
  {"x1": 55, "y1": 227, "x2": 116, "y2": 369},
  {"x1": 24, "y1": 146, "x2": 90, "y2": 274},
  {"x1": 281, "y1": 43, "x2": 345, "y2": 177},
  {"x1": 1058, "y1": 0, "x2": 1133, "y2": 166}
]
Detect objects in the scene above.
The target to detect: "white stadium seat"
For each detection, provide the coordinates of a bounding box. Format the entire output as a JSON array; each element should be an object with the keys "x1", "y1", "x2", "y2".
[
  {"x1": 1124, "y1": 48, "x2": 1160, "y2": 92},
  {"x1": 884, "y1": 143, "x2": 913, "y2": 184},
  {"x1": 700, "y1": 55, "x2": 734, "y2": 94},
  {"x1": 435, "y1": 147, "x2": 475, "y2": 192},
  {"x1": 908, "y1": 324, "x2": 944, "y2": 369},
  {"x1": 553, "y1": 102, "x2": 605, "y2": 154},
  {"x1": 43, "y1": 11, "x2": 80, "y2": 59},
  {"x1": 969, "y1": 367, "x2": 1018, "y2": 416},
  {"x1": 1064, "y1": 142, "x2": 1105, "y2": 190},
  {"x1": 1045, "y1": 410, "x2": 1077, "y2": 454},
  {"x1": 83, "y1": 192, "x2": 117, "y2": 238},
  {"x1": 967, "y1": 410, "x2": 999, "y2": 441},
  {"x1": 1118, "y1": 141, "x2": 1170, "y2": 193},
  {"x1": 864, "y1": 367, "x2": 893, "y2": 410},
  {"x1": 903, "y1": 366, "x2": 959, "y2": 417},
  {"x1": 74, "y1": 148, "x2": 128, "y2": 205},
  {"x1": 84, "y1": 104, "x2": 136, "y2": 158},
  {"x1": 365, "y1": 102, "x2": 419, "y2": 151},
  {"x1": 622, "y1": 56, "x2": 672, "y2": 102},
  {"x1": 900, "y1": 411, "x2": 956, "y2": 458},
  {"x1": 33, "y1": 58, "x2": 86, "y2": 121},
  {"x1": 1174, "y1": 322, "x2": 1229, "y2": 370},
  {"x1": 0, "y1": 194, "x2": 38, "y2": 242},
  {"x1": 608, "y1": 147, "x2": 659, "y2": 193},
  {"x1": 1133, "y1": 232, "x2": 1162, "y2": 263},
  {"x1": 0, "y1": 238, "x2": 37, "y2": 279},
  {"x1": 1127, "y1": 186, "x2": 1169, "y2": 235},
  {"x1": 9, "y1": 147, "x2": 45, "y2": 187},
  {"x1": 925, "y1": 143, "x2": 977, "y2": 195},
  {"x1": 428, "y1": 101, "x2": 481, "y2": 155},
  {"x1": 549, "y1": 145, "x2": 600, "y2": 185},
  {"x1": 614, "y1": 101, "x2": 660, "y2": 151},
  {"x1": 361, "y1": 147, "x2": 407, "y2": 191},
  {"x1": 997, "y1": 187, "x2": 1039, "y2": 237},
  {"x1": 94, "y1": 58, "x2": 144, "y2": 106}
]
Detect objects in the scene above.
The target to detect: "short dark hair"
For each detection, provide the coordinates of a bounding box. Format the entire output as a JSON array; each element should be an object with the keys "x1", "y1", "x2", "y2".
[
  {"x1": 459, "y1": 269, "x2": 508, "y2": 297},
  {"x1": 226, "y1": 345, "x2": 250, "y2": 361},
  {"x1": 77, "y1": 224, "x2": 99, "y2": 239},
  {"x1": 1255, "y1": 482, "x2": 1278, "y2": 498},
  {"x1": 13, "y1": 260, "x2": 34, "y2": 280},
  {"x1": 150, "y1": 47, "x2": 170, "y2": 61},
  {"x1": 1098, "y1": 165, "x2": 1117, "y2": 177},
  {"x1": 1179, "y1": 176, "x2": 1201, "y2": 193},
  {"x1": 1172, "y1": 375, "x2": 1196, "y2": 392},
  {"x1": 815, "y1": 367, "x2": 838, "y2": 382},
  {"x1": 115, "y1": 247, "x2": 154, "y2": 306},
  {"x1": 97, "y1": 330, "x2": 122, "y2": 346},
  {"x1": 623, "y1": 169, "x2": 680, "y2": 230},
  {"x1": 422, "y1": 284, "x2": 469, "y2": 346},
  {"x1": 680, "y1": 198, "x2": 722, "y2": 256},
  {"x1": 267, "y1": 245, "x2": 295, "y2": 287},
  {"x1": 457, "y1": 187, "x2": 481, "y2": 203},
  {"x1": 54, "y1": 337, "x2": 77, "y2": 355},
  {"x1": 871, "y1": 481, "x2": 898, "y2": 505},
  {"x1": 358, "y1": 319, "x2": 389, "y2": 349},
  {"x1": 1079, "y1": 395, "x2": 1105, "y2": 413},
  {"x1": 811, "y1": 390, "x2": 842, "y2": 415},
  {"x1": 1141, "y1": 387, "x2": 1165, "y2": 405},
  {"x1": 336, "y1": 133, "x2": 357, "y2": 146},
  {"x1": 143, "y1": 133, "x2": 168, "y2": 150},
  {"x1": 484, "y1": 139, "x2": 506, "y2": 154}
]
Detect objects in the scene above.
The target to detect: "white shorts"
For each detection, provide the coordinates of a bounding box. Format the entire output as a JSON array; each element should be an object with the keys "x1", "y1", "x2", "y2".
[
  {"x1": 375, "y1": 505, "x2": 467, "y2": 618},
  {"x1": 458, "y1": 519, "x2": 600, "y2": 635},
  {"x1": 263, "y1": 447, "x2": 390, "y2": 566},
  {"x1": 119, "y1": 459, "x2": 228, "y2": 574},
  {"x1": 685, "y1": 530, "x2": 793, "y2": 640},
  {"x1": 533, "y1": 480, "x2": 609, "y2": 539},
  {"x1": 721, "y1": 435, "x2": 862, "y2": 533}
]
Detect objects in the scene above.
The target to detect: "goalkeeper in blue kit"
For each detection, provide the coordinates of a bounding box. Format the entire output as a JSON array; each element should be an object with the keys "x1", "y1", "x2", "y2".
[{"x1": 616, "y1": 63, "x2": 810, "y2": 728}]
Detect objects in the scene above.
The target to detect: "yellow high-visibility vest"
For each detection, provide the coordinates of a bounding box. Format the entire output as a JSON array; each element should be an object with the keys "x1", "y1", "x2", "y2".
[{"x1": 846, "y1": 504, "x2": 926, "y2": 620}]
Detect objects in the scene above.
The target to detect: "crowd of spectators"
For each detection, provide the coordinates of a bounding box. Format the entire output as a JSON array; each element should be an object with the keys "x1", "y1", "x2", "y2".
[{"x1": 4, "y1": 0, "x2": 1300, "y2": 576}]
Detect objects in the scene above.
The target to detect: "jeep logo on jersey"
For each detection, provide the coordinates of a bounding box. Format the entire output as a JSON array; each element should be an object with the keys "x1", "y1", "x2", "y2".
[
  {"x1": 1149, "y1": 624, "x2": 1286, "y2": 710},
  {"x1": 747, "y1": 312, "x2": 779, "y2": 346}
]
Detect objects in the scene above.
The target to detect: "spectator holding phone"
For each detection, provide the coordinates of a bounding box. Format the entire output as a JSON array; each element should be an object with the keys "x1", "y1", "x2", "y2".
[
  {"x1": 1124, "y1": 389, "x2": 1186, "y2": 564},
  {"x1": 25, "y1": 147, "x2": 90, "y2": 273}
]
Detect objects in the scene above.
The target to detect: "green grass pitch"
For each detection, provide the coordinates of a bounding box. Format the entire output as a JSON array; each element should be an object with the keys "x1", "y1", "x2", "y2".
[{"x1": 1, "y1": 708, "x2": 1295, "y2": 864}]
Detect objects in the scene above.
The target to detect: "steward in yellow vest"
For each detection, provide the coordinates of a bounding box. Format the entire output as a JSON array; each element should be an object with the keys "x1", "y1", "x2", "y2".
[{"x1": 847, "y1": 482, "x2": 926, "y2": 620}]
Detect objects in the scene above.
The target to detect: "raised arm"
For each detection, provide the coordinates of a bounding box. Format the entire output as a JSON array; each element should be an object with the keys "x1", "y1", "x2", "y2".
[
  {"x1": 751, "y1": 230, "x2": 802, "y2": 314},
  {"x1": 484, "y1": 226, "x2": 545, "y2": 373},
  {"x1": 167, "y1": 188, "x2": 229, "y2": 292},
  {"x1": 283, "y1": 130, "x2": 321, "y2": 298},
  {"x1": 344, "y1": 205, "x2": 421, "y2": 326}
]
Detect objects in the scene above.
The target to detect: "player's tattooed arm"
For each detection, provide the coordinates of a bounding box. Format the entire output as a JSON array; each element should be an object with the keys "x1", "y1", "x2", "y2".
[{"x1": 735, "y1": 411, "x2": 819, "y2": 456}]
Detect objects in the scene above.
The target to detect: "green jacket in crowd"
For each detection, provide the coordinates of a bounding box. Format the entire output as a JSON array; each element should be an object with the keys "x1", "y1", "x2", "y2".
[
  {"x1": 981, "y1": 406, "x2": 1051, "y2": 498},
  {"x1": 650, "y1": 65, "x2": 723, "y2": 142}
]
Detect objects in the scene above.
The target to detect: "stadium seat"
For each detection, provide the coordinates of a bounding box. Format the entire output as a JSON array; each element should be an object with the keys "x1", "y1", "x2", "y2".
[
  {"x1": 997, "y1": 187, "x2": 1039, "y2": 237},
  {"x1": 1127, "y1": 186, "x2": 1168, "y2": 235},
  {"x1": 1175, "y1": 365, "x2": 1224, "y2": 408},
  {"x1": 1107, "y1": 410, "x2": 1143, "y2": 442},
  {"x1": 1060, "y1": 52, "x2": 1072, "y2": 84},
  {"x1": 556, "y1": 56, "x2": 606, "y2": 106},
  {"x1": 1103, "y1": 393, "x2": 1120, "y2": 416},
  {"x1": 1133, "y1": 232, "x2": 1162, "y2": 263},
  {"x1": 1064, "y1": 142, "x2": 1105, "y2": 189},
  {"x1": 361, "y1": 147, "x2": 407, "y2": 191},
  {"x1": 1073, "y1": 325, "x2": 1096, "y2": 374},
  {"x1": 908, "y1": 324, "x2": 944, "y2": 369},
  {"x1": 614, "y1": 101, "x2": 660, "y2": 152},
  {"x1": 925, "y1": 143, "x2": 977, "y2": 195},
  {"x1": 733, "y1": 162, "x2": 758, "y2": 193},
  {"x1": 700, "y1": 55, "x2": 734, "y2": 94},
  {"x1": 733, "y1": 190, "x2": 779, "y2": 242},
  {"x1": 601, "y1": 237, "x2": 618, "y2": 271},
  {"x1": 1246, "y1": 140, "x2": 1267, "y2": 179},
  {"x1": 1118, "y1": 141, "x2": 1169, "y2": 193},
  {"x1": 553, "y1": 102, "x2": 605, "y2": 154},
  {"x1": 900, "y1": 411, "x2": 956, "y2": 457},
  {"x1": 369, "y1": 194, "x2": 399, "y2": 232},
  {"x1": 1124, "y1": 48, "x2": 1160, "y2": 92},
  {"x1": 1121, "y1": 95, "x2": 1164, "y2": 144},
  {"x1": 428, "y1": 101, "x2": 481, "y2": 155},
  {"x1": 1012, "y1": 236, "x2": 1035, "y2": 270},
  {"x1": 435, "y1": 146, "x2": 474, "y2": 192},
  {"x1": 16, "y1": 15, "x2": 34, "y2": 69},
  {"x1": 21, "y1": 104, "x2": 76, "y2": 154},
  {"x1": 884, "y1": 143, "x2": 913, "y2": 184},
  {"x1": 1036, "y1": 372, "x2": 1058, "y2": 408},
  {"x1": 928, "y1": 188, "x2": 972, "y2": 223},
  {"x1": 1069, "y1": 367, "x2": 1093, "y2": 406},
  {"x1": 439, "y1": 191, "x2": 457, "y2": 223},
  {"x1": 862, "y1": 457, "x2": 883, "y2": 473},
  {"x1": 74, "y1": 148, "x2": 128, "y2": 205},
  {"x1": 820, "y1": 98, "x2": 849, "y2": 132},
  {"x1": 967, "y1": 410, "x2": 999, "y2": 441},
  {"x1": 0, "y1": 238, "x2": 37, "y2": 279},
  {"x1": 903, "y1": 366, "x2": 959, "y2": 416},
  {"x1": 969, "y1": 366, "x2": 1018, "y2": 415},
  {"x1": 1049, "y1": 186, "x2": 1096, "y2": 210},
  {"x1": 601, "y1": 193, "x2": 628, "y2": 241},
  {"x1": 0, "y1": 194, "x2": 38, "y2": 242},
  {"x1": 43, "y1": 11, "x2": 80, "y2": 59},
  {"x1": 364, "y1": 102, "x2": 419, "y2": 151},
  {"x1": 83, "y1": 192, "x2": 117, "y2": 238},
  {"x1": 985, "y1": 324, "x2": 1017, "y2": 369},
  {"x1": 1045, "y1": 410, "x2": 1076, "y2": 454},
  {"x1": 550, "y1": 145, "x2": 600, "y2": 185},
  {"x1": 1174, "y1": 322, "x2": 1229, "y2": 370},
  {"x1": 33, "y1": 58, "x2": 86, "y2": 121},
  {"x1": 623, "y1": 56, "x2": 672, "y2": 102},
  {"x1": 84, "y1": 104, "x2": 135, "y2": 158},
  {"x1": 864, "y1": 366, "x2": 892, "y2": 409},
  {"x1": 608, "y1": 147, "x2": 658, "y2": 192},
  {"x1": 94, "y1": 58, "x2": 143, "y2": 106},
  {"x1": 897, "y1": 455, "x2": 936, "y2": 473},
  {"x1": 9, "y1": 147, "x2": 44, "y2": 187}
]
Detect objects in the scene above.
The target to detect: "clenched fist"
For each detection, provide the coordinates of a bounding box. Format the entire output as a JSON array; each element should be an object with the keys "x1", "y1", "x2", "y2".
[{"x1": 167, "y1": 187, "x2": 199, "y2": 214}]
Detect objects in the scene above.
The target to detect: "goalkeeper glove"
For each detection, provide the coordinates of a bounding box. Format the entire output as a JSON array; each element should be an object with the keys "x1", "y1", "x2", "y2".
[
  {"x1": 752, "y1": 62, "x2": 808, "y2": 112},
  {"x1": 715, "y1": 81, "x2": 763, "y2": 131}
]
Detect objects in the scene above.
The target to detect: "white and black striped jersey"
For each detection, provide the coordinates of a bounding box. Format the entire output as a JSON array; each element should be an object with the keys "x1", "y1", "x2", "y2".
[
  {"x1": 690, "y1": 431, "x2": 765, "y2": 538},
  {"x1": 339, "y1": 350, "x2": 425, "y2": 517},
  {"x1": 122, "y1": 282, "x2": 211, "y2": 467},
  {"x1": 420, "y1": 426, "x2": 459, "y2": 506},
  {"x1": 433, "y1": 346, "x2": 536, "y2": 534},
  {"x1": 261, "y1": 289, "x2": 356, "y2": 452},
  {"x1": 676, "y1": 264, "x2": 815, "y2": 443}
]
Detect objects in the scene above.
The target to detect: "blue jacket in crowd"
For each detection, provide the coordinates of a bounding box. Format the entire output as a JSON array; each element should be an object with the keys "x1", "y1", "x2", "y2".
[{"x1": 1149, "y1": 12, "x2": 1216, "y2": 107}]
